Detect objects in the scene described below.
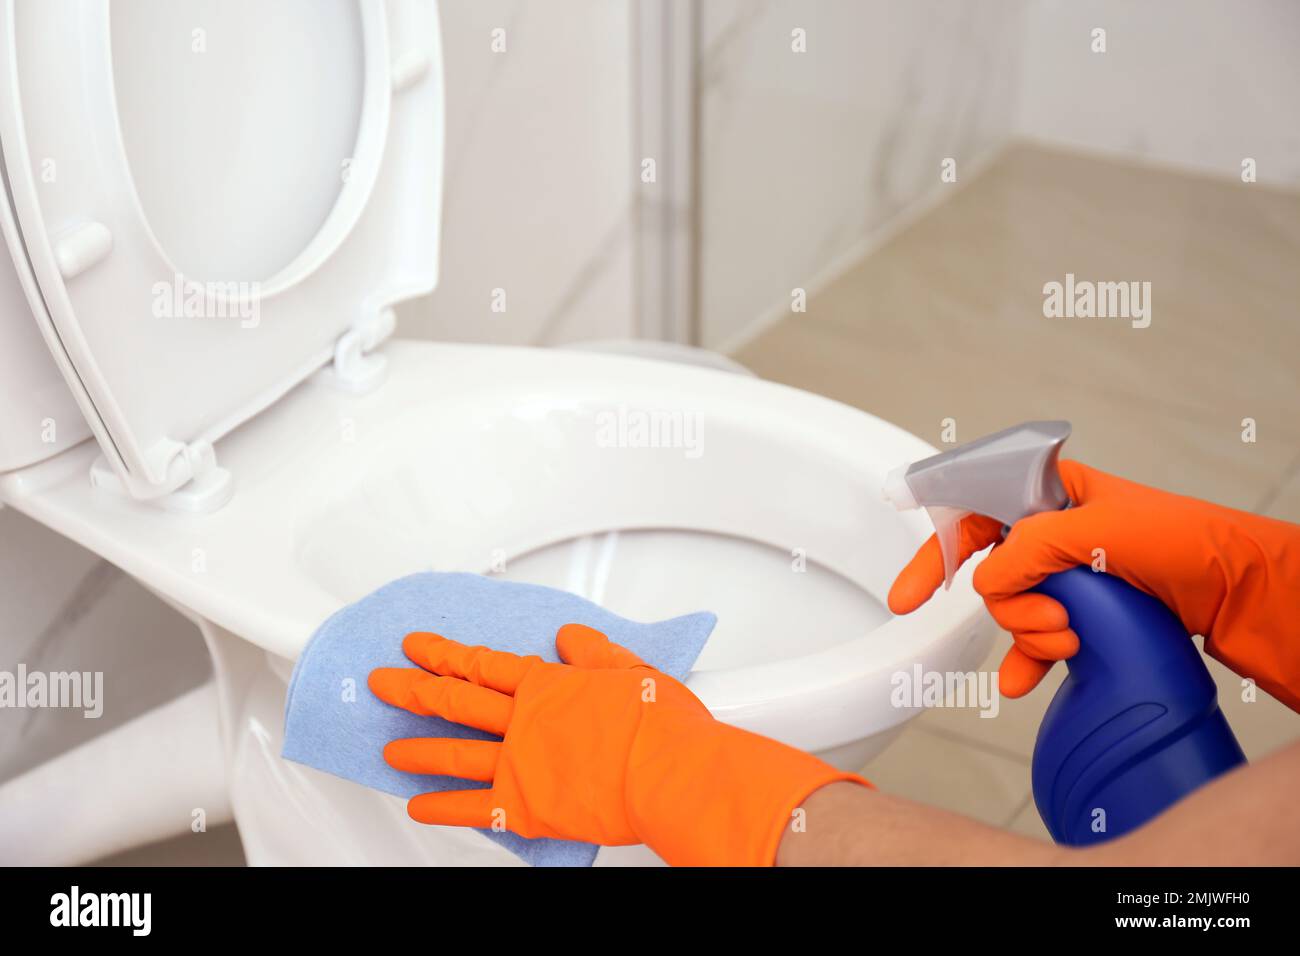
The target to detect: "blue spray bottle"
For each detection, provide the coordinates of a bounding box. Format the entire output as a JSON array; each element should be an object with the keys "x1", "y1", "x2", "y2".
[{"x1": 883, "y1": 421, "x2": 1246, "y2": 845}]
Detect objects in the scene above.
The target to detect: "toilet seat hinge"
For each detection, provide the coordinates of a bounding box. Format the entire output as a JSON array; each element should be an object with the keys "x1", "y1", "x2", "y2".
[
  {"x1": 316, "y1": 308, "x2": 396, "y2": 394},
  {"x1": 89, "y1": 439, "x2": 233, "y2": 514}
]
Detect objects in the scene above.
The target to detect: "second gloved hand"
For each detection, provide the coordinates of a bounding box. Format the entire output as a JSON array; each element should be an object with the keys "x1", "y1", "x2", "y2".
[
  {"x1": 369, "y1": 624, "x2": 865, "y2": 866},
  {"x1": 888, "y1": 460, "x2": 1300, "y2": 708}
]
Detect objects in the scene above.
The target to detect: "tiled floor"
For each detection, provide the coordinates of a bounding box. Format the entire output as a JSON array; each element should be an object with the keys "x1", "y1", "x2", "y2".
[{"x1": 734, "y1": 143, "x2": 1300, "y2": 839}]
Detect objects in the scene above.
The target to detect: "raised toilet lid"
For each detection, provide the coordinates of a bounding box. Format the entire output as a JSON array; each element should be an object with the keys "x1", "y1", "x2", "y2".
[{"x1": 0, "y1": 0, "x2": 443, "y2": 502}]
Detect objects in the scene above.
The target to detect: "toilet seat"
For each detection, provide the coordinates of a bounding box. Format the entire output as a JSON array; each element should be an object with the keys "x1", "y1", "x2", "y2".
[{"x1": 0, "y1": 0, "x2": 442, "y2": 503}]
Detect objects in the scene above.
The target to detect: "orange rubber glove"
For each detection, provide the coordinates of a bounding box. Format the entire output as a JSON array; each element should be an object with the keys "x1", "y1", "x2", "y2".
[
  {"x1": 889, "y1": 460, "x2": 1300, "y2": 711},
  {"x1": 368, "y1": 624, "x2": 867, "y2": 866}
]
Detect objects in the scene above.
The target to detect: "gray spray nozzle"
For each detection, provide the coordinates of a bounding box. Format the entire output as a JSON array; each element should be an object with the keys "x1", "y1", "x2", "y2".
[
  {"x1": 892, "y1": 420, "x2": 1071, "y2": 525},
  {"x1": 884, "y1": 421, "x2": 1072, "y2": 589}
]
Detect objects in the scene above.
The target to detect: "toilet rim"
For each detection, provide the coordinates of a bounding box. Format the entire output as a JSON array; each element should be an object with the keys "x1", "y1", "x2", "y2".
[
  {"x1": 0, "y1": 341, "x2": 993, "y2": 749},
  {"x1": 466, "y1": 522, "x2": 988, "y2": 748},
  {"x1": 279, "y1": 342, "x2": 995, "y2": 747}
]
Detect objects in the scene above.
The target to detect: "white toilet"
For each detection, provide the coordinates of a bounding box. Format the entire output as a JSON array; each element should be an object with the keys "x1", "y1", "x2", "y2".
[{"x1": 0, "y1": 0, "x2": 992, "y2": 865}]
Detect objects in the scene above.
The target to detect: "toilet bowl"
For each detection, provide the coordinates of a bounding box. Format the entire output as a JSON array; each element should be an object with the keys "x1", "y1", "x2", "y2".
[{"x1": 0, "y1": 0, "x2": 993, "y2": 865}]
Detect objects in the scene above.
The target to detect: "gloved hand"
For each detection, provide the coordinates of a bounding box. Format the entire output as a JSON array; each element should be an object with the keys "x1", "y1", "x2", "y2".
[
  {"x1": 888, "y1": 459, "x2": 1300, "y2": 710},
  {"x1": 368, "y1": 624, "x2": 867, "y2": 866}
]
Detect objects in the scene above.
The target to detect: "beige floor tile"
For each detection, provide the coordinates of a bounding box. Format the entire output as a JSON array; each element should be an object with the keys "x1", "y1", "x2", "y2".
[
  {"x1": 735, "y1": 144, "x2": 1300, "y2": 512},
  {"x1": 1005, "y1": 797, "x2": 1052, "y2": 842},
  {"x1": 916, "y1": 628, "x2": 1067, "y2": 762},
  {"x1": 1205, "y1": 645, "x2": 1300, "y2": 760},
  {"x1": 862, "y1": 724, "x2": 1030, "y2": 827},
  {"x1": 737, "y1": 310, "x2": 1293, "y2": 513},
  {"x1": 1261, "y1": 463, "x2": 1300, "y2": 524},
  {"x1": 807, "y1": 146, "x2": 1300, "y2": 442}
]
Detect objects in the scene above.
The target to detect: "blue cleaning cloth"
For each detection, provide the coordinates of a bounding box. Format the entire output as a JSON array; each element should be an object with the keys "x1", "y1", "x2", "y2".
[{"x1": 282, "y1": 571, "x2": 716, "y2": 867}]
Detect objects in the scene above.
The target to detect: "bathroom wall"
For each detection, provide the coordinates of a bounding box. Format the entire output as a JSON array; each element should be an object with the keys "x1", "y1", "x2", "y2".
[
  {"x1": 395, "y1": 0, "x2": 639, "y2": 346},
  {"x1": 697, "y1": 0, "x2": 1300, "y2": 352},
  {"x1": 1015, "y1": 0, "x2": 1300, "y2": 186},
  {"x1": 696, "y1": 0, "x2": 1027, "y2": 351}
]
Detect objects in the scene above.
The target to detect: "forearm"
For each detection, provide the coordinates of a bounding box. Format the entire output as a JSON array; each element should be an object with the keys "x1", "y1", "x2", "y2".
[
  {"x1": 776, "y1": 781, "x2": 1065, "y2": 866},
  {"x1": 1088, "y1": 738, "x2": 1300, "y2": 865},
  {"x1": 778, "y1": 740, "x2": 1300, "y2": 866}
]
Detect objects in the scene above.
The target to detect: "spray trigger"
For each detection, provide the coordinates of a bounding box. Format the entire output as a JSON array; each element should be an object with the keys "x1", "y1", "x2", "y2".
[
  {"x1": 882, "y1": 463, "x2": 969, "y2": 590},
  {"x1": 883, "y1": 422, "x2": 1072, "y2": 593},
  {"x1": 925, "y1": 505, "x2": 969, "y2": 590}
]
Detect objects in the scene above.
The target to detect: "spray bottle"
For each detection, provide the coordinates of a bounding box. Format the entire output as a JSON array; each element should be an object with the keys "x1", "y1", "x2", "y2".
[{"x1": 883, "y1": 421, "x2": 1246, "y2": 845}]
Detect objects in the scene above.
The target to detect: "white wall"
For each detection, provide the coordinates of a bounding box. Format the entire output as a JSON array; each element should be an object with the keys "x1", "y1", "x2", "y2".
[
  {"x1": 1015, "y1": 0, "x2": 1300, "y2": 185},
  {"x1": 697, "y1": 0, "x2": 1027, "y2": 350},
  {"x1": 396, "y1": 0, "x2": 638, "y2": 346}
]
